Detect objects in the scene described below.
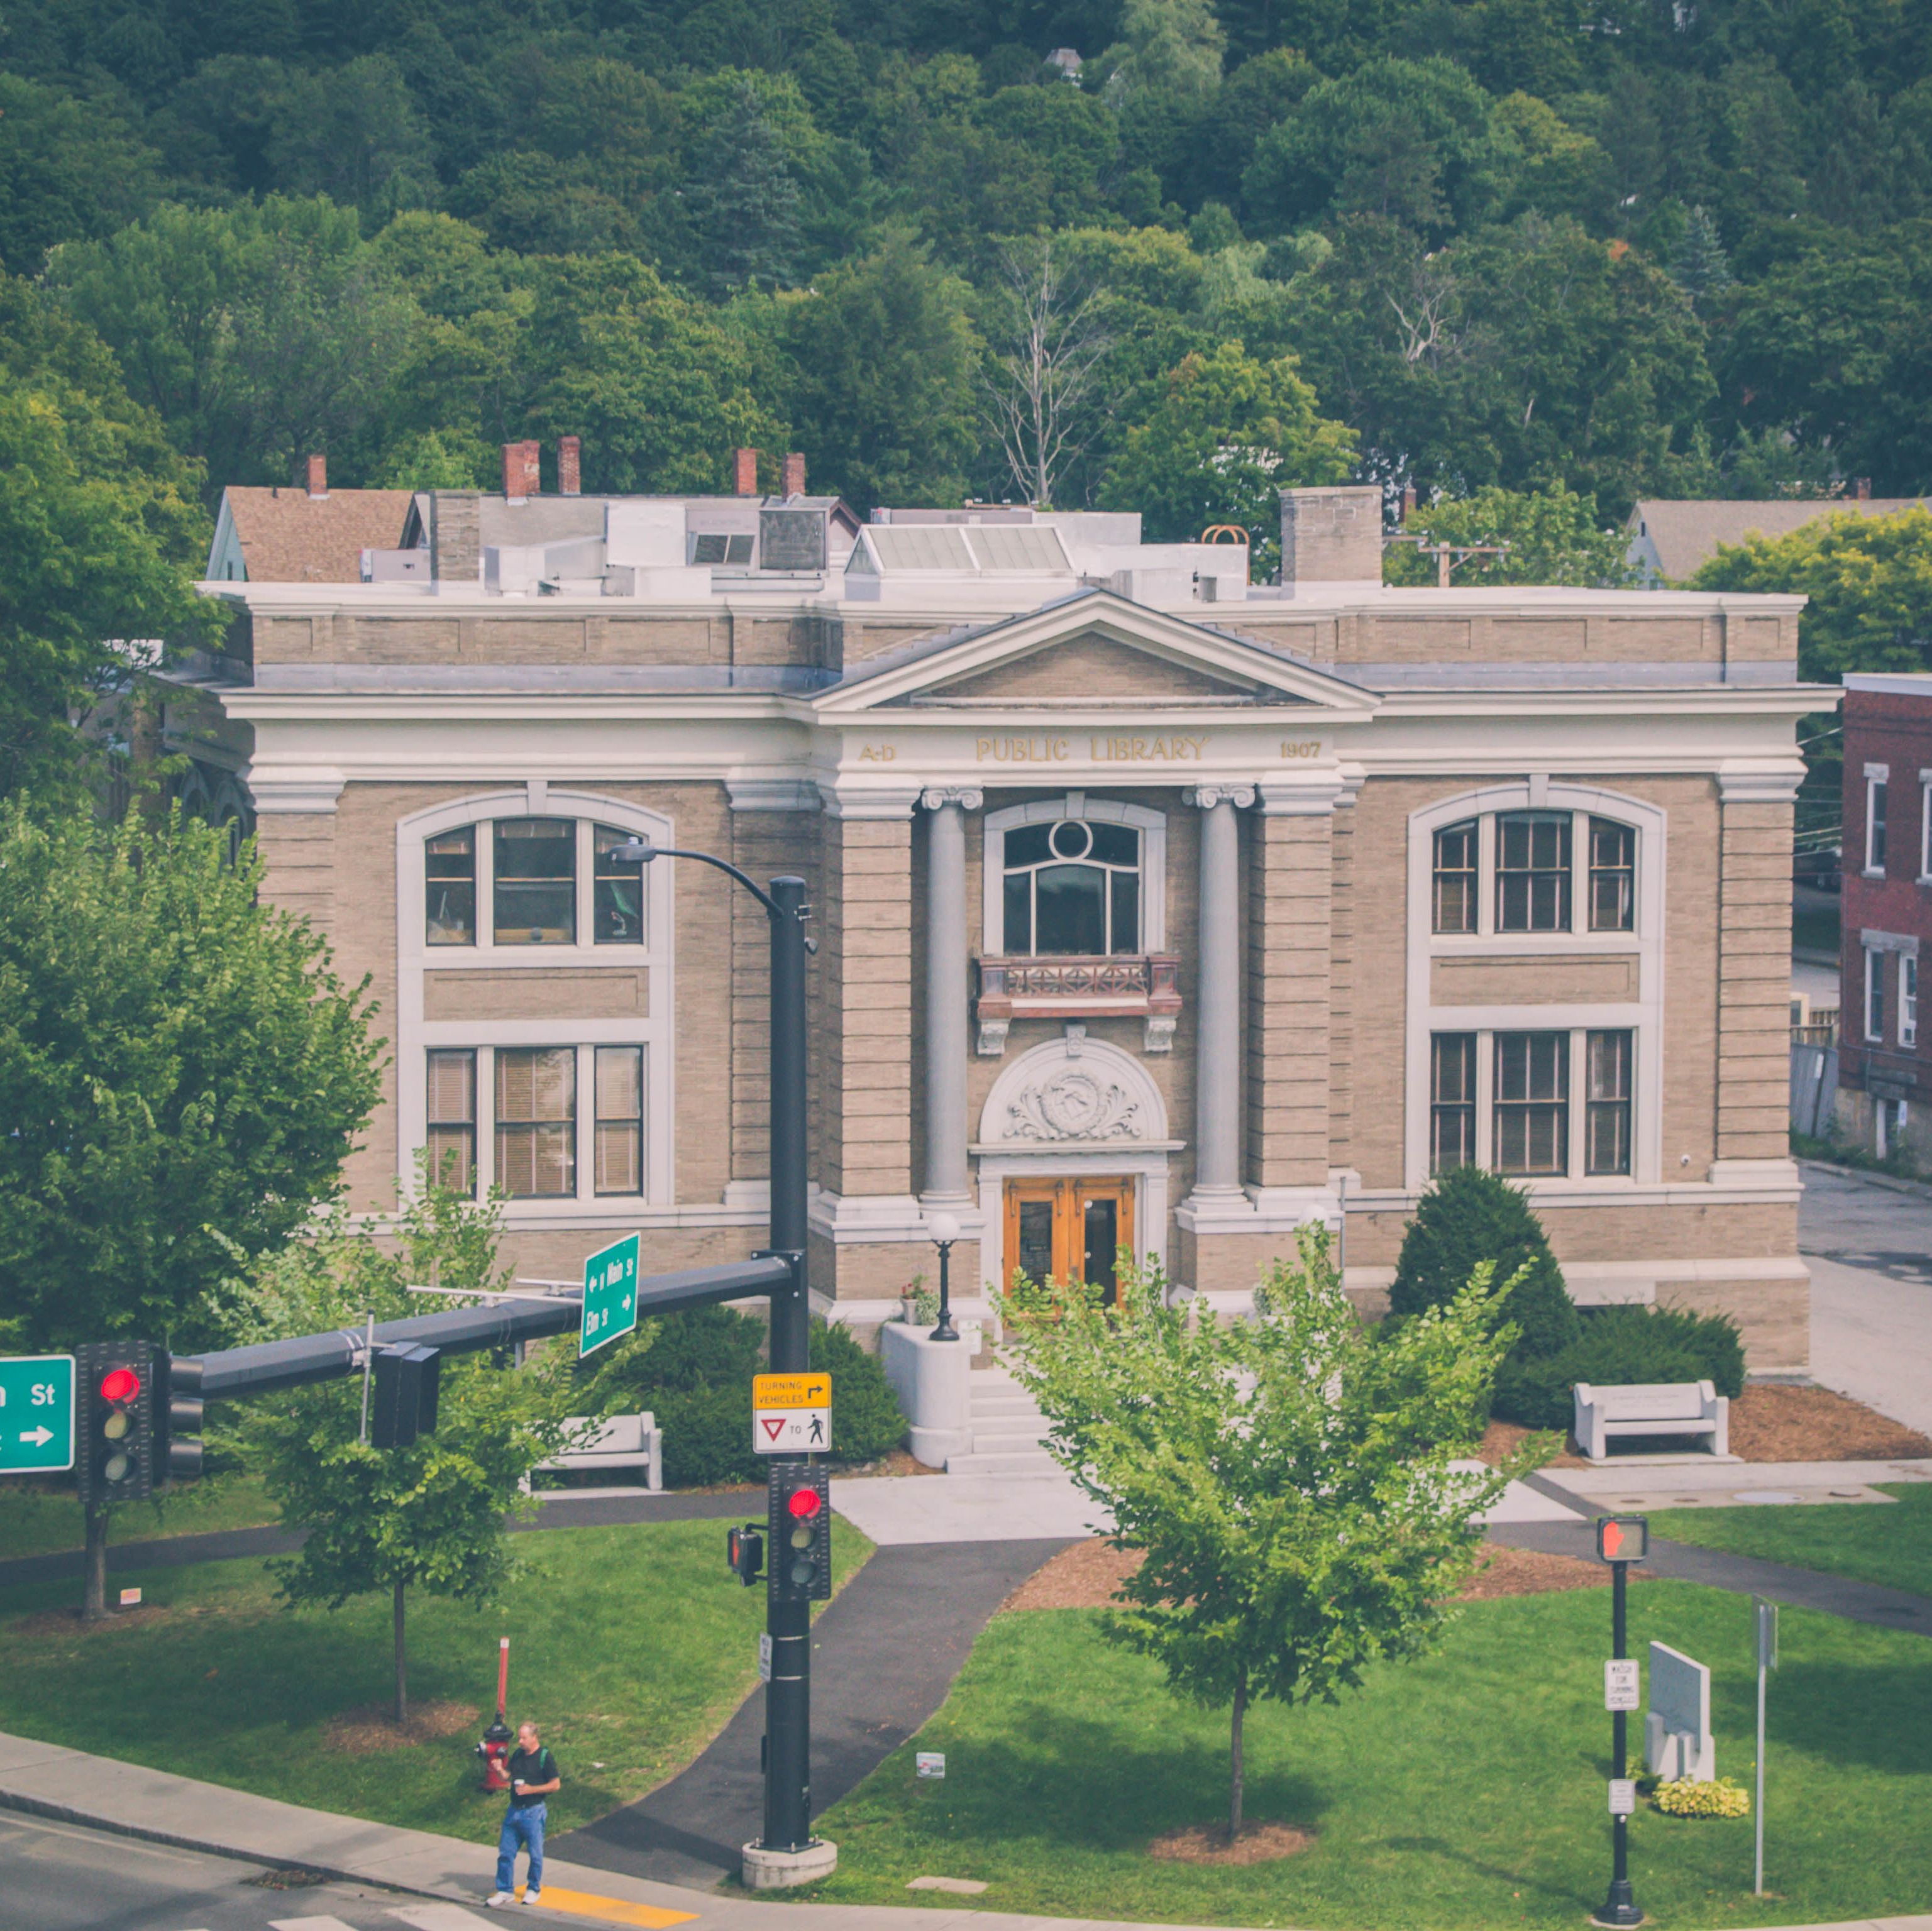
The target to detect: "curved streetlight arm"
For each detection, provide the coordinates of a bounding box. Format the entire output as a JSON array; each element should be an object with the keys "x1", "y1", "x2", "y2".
[{"x1": 607, "y1": 840, "x2": 795, "y2": 922}]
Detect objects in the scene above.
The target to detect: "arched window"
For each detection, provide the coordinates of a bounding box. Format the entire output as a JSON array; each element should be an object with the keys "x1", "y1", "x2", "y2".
[{"x1": 1002, "y1": 818, "x2": 1141, "y2": 955}]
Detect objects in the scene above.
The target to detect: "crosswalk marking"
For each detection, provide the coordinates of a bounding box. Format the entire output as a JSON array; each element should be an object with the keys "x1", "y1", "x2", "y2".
[
  {"x1": 387, "y1": 1908, "x2": 494, "y2": 1930},
  {"x1": 268, "y1": 1917, "x2": 363, "y2": 1931},
  {"x1": 516, "y1": 1886, "x2": 698, "y2": 1927}
]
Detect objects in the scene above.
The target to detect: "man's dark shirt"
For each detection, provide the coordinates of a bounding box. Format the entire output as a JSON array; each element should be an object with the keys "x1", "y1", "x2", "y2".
[{"x1": 506, "y1": 1746, "x2": 558, "y2": 1807}]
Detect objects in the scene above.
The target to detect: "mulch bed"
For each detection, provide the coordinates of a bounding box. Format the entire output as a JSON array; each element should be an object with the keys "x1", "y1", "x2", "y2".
[
  {"x1": 1149, "y1": 1821, "x2": 1315, "y2": 1864},
  {"x1": 322, "y1": 1699, "x2": 478, "y2": 1755}
]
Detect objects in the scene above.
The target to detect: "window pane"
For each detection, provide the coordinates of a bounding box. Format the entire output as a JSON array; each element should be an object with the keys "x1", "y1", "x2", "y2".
[
  {"x1": 1494, "y1": 1030, "x2": 1568, "y2": 1176},
  {"x1": 1870, "y1": 782, "x2": 1888, "y2": 871},
  {"x1": 1034, "y1": 863, "x2": 1107, "y2": 954},
  {"x1": 1585, "y1": 1030, "x2": 1632, "y2": 1176},
  {"x1": 426, "y1": 828, "x2": 475, "y2": 945},
  {"x1": 1496, "y1": 812, "x2": 1572, "y2": 932},
  {"x1": 1016, "y1": 1199, "x2": 1054, "y2": 1285},
  {"x1": 1005, "y1": 823, "x2": 1052, "y2": 867},
  {"x1": 593, "y1": 825, "x2": 646, "y2": 945},
  {"x1": 1088, "y1": 822, "x2": 1139, "y2": 866},
  {"x1": 1430, "y1": 1033, "x2": 1476, "y2": 1172},
  {"x1": 1110, "y1": 869, "x2": 1140, "y2": 952},
  {"x1": 595, "y1": 1045, "x2": 643, "y2": 1195},
  {"x1": 494, "y1": 1047, "x2": 576, "y2": 1197},
  {"x1": 1588, "y1": 818, "x2": 1635, "y2": 933},
  {"x1": 425, "y1": 1048, "x2": 475, "y2": 1195},
  {"x1": 494, "y1": 819, "x2": 576, "y2": 945},
  {"x1": 1433, "y1": 820, "x2": 1478, "y2": 934},
  {"x1": 1002, "y1": 870, "x2": 1032, "y2": 954}
]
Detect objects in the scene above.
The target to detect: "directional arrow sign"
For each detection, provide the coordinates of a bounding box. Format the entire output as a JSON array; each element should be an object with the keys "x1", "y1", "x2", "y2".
[
  {"x1": 0, "y1": 1356, "x2": 75, "y2": 1473},
  {"x1": 580, "y1": 1233, "x2": 640, "y2": 1358}
]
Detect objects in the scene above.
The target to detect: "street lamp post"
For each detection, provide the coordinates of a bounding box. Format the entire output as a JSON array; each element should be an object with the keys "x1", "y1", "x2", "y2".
[
  {"x1": 926, "y1": 1211, "x2": 961, "y2": 1341},
  {"x1": 610, "y1": 839, "x2": 814, "y2": 1859}
]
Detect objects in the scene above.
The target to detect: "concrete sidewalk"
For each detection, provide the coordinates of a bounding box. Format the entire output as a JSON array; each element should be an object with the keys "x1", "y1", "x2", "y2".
[{"x1": 3, "y1": 1727, "x2": 1928, "y2": 1931}]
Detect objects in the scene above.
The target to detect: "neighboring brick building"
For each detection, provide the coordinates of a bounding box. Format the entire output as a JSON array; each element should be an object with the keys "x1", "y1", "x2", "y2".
[
  {"x1": 1838, "y1": 674, "x2": 1932, "y2": 1157},
  {"x1": 168, "y1": 448, "x2": 1823, "y2": 1367}
]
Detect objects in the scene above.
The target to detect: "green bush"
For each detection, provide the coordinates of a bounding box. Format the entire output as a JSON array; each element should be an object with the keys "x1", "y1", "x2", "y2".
[
  {"x1": 1491, "y1": 1303, "x2": 1747, "y2": 1429},
  {"x1": 1388, "y1": 1165, "x2": 1581, "y2": 1362},
  {"x1": 588, "y1": 1304, "x2": 905, "y2": 1487}
]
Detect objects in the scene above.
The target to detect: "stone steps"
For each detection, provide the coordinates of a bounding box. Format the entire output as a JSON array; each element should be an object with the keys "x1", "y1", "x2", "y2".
[{"x1": 947, "y1": 1370, "x2": 1058, "y2": 1476}]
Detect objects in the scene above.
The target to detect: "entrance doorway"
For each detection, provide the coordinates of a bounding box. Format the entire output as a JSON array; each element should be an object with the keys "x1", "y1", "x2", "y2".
[{"x1": 1002, "y1": 1177, "x2": 1135, "y2": 1304}]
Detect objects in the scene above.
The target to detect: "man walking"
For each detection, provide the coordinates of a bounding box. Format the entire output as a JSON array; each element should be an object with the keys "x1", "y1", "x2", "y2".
[{"x1": 485, "y1": 1720, "x2": 560, "y2": 1907}]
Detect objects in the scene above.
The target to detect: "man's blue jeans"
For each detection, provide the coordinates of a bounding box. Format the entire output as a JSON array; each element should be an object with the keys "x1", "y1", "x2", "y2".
[{"x1": 497, "y1": 1802, "x2": 546, "y2": 1895}]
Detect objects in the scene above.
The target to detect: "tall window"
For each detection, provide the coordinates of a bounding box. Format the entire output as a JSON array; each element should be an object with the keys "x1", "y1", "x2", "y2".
[
  {"x1": 1904, "y1": 956, "x2": 1919, "y2": 1050},
  {"x1": 1496, "y1": 813, "x2": 1572, "y2": 932},
  {"x1": 1865, "y1": 947, "x2": 1886, "y2": 1044},
  {"x1": 426, "y1": 828, "x2": 476, "y2": 945},
  {"x1": 593, "y1": 826, "x2": 646, "y2": 944},
  {"x1": 494, "y1": 819, "x2": 576, "y2": 944},
  {"x1": 1585, "y1": 1030, "x2": 1633, "y2": 1175},
  {"x1": 595, "y1": 1046, "x2": 644, "y2": 1194},
  {"x1": 1867, "y1": 775, "x2": 1889, "y2": 874},
  {"x1": 1430, "y1": 1033, "x2": 1477, "y2": 1171},
  {"x1": 1432, "y1": 821, "x2": 1479, "y2": 933},
  {"x1": 1587, "y1": 819, "x2": 1635, "y2": 933},
  {"x1": 495, "y1": 1047, "x2": 576, "y2": 1196},
  {"x1": 1494, "y1": 1031, "x2": 1569, "y2": 1175},
  {"x1": 1921, "y1": 781, "x2": 1932, "y2": 881},
  {"x1": 426, "y1": 1049, "x2": 477, "y2": 1193},
  {"x1": 1002, "y1": 819, "x2": 1140, "y2": 955}
]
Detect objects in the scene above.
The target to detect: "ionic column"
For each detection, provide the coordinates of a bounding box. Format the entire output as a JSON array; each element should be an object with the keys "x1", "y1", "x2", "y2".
[
  {"x1": 1185, "y1": 784, "x2": 1254, "y2": 1201},
  {"x1": 920, "y1": 787, "x2": 981, "y2": 1205}
]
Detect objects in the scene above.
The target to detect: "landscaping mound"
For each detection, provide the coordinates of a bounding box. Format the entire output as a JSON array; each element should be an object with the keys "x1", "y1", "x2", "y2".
[
  {"x1": 323, "y1": 1699, "x2": 477, "y2": 1754},
  {"x1": 1149, "y1": 1821, "x2": 1315, "y2": 1864}
]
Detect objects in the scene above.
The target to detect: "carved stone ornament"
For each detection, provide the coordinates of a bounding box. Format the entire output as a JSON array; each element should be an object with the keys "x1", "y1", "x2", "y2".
[
  {"x1": 920, "y1": 786, "x2": 986, "y2": 811},
  {"x1": 1003, "y1": 1065, "x2": 1147, "y2": 1143}
]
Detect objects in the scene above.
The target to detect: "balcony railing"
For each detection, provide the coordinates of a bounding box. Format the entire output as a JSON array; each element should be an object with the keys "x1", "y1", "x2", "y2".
[{"x1": 974, "y1": 953, "x2": 1181, "y2": 1055}]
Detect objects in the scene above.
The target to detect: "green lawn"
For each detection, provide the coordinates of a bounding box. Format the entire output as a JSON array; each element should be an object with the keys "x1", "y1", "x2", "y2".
[
  {"x1": 0, "y1": 1516, "x2": 871, "y2": 1843},
  {"x1": 0, "y1": 1473, "x2": 280, "y2": 1560},
  {"x1": 800, "y1": 1583, "x2": 1931, "y2": 1929},
  {"x1": 1652, "y1": 1484, "x2": 1932, "y2": 1599}
]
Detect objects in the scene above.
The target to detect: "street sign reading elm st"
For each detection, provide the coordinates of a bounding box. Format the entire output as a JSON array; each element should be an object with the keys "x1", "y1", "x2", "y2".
[
  {"x1": 580, "y1": 1234, "x2": 640, "y2": 1357},
  {"x1": 0, "y1": 1355, "x2": 75, "y2": 1473}
]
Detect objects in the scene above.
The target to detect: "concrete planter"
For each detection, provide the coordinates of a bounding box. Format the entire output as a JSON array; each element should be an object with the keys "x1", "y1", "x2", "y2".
[{"x1": 881, "y1": 1321, "x2": 976, "y2": 1468}]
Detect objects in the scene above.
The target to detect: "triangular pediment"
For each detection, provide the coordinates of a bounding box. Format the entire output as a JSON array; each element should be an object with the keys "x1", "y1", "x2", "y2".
[{"x1": 815, "y1": 589, "x2": 1377, "y2": 718}]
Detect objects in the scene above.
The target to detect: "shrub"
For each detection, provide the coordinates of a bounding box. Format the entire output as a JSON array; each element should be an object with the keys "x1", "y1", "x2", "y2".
[
  {"x1": 1491, "y1": 1302, "x2": 1747, "y2": 1429},
  {"x1": 1653, "y1": 1776, "x2": 1751, "y2": 1818},
  {"x1": 1588, "y1": 1304, "x2": 1745, "y2": 1398},
  {"x1": 811, "y1": 1314, "x2": 908, "y2": 1464},
  {"x1": 1389, "y1": 1165, "x2": 1581, "y2": 1361}
]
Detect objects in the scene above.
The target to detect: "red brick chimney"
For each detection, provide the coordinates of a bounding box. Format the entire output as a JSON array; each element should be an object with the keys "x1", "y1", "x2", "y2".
[
  {"x1": 1855, "y1": 476, "x2": 1872, "y2": 500},
  {"x1": 502, "y1": 440, "x2": 540, "y2": 504},
  {"x1": 305, "y1": 454, "x2": 328, "y2": 499},
  {"x1": 558, "y1": 436, "x2": 582, "y2": 497},
  {"x1": 1399, "y1": 483, "x2": 1416, "y2": 524},
  {"x1": 781, "y1": 451, "x2": 806, "y2": 498},
  {"x1": 734, "y1": 447, "x2": 759, "y2": 497}
]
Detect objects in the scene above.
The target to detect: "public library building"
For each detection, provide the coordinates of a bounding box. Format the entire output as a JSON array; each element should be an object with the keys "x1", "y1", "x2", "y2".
[{"x1": 176, "y1": 475, "x2": 1817, "y2": 1365}]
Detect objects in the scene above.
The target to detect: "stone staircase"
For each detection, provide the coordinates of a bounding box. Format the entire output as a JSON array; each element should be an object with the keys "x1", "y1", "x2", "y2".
[{"x1": 943, "y1": 1366, "x2": 1062, "y2": 1477}]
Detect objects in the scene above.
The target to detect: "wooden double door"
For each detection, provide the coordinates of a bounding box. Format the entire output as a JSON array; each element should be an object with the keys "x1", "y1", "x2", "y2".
[{"x1": 1002, "y1": 1177, "x2": 1135, "y2": 1304}]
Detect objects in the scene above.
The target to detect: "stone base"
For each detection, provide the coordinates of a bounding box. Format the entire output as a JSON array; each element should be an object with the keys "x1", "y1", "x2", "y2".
[{"x1": 741, "y1": 1838, "x2": 837, "y2": 1889}]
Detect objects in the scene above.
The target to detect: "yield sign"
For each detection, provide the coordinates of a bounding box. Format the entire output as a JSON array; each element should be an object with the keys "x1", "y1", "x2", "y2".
[{"x1": 753, "y1": 1407, "x2": 831, "y2": 1455}]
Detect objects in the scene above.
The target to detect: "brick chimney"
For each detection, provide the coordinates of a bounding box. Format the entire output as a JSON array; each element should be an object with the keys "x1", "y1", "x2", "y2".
[
  {"x1": 502, "y1": 439, "x2": 540, "y2": 505},
  {"x1": 1855, "y1": 476, "x2": 1872, "y2": 500},
  {"x1": 781, "y1": 451, "x2": 806, "y2": 498},
  {"x1": 1399, "y1": 483, "x2": 1416, "y2": 525},
  {"x1": 558, "y1": 436, "x2": 582, "y2": 497},
  {"x1": 304, "y1": 453, "x2": 328, "y2": 500},
  {"x1": 734, "y1": 447, "x2": 759, "y2": 497}
]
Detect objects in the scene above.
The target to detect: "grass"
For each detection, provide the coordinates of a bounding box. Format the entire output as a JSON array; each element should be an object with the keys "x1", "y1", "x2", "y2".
[
  {"x1": 798, "y1": 1583, "x2": 1932, "y2": 1928},
  {"x1": 0, "y1": 1515, "x2": 871, "y2": 1843},
  {"x1": 0, "y1": 1472, "x2": 280, "y2": 1560},
  {"x1": 1652, "y1": 1484, "x2": 1932, "y2": 1599}
]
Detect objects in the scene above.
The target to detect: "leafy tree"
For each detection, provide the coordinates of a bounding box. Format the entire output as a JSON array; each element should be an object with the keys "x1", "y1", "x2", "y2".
[
  {"x1": 0, "y1": 801, "x2": 382, "y2": 1614},
  {"x1": 0, "y1": 75, "x2": 158, "y2": 272},
  {"x1": 1388, "y1": 1163, "x2": 1581, "y2": 1363},
  {"x1": 1691, "y1": 505, "x2": 1932, "y2": 682},
  {"x1": 250, "y1": 1175, "x2": 578, "y2": 1722},
  {"x1": 1100, "y1": 338, "x2": 1356, "y2": 562},
  {"x1": 683, "y1": 82, "x2": 806, "y2": 296},
  {"x1": 1097, "y1": 0, "x2": 1227, "y2": 103},
  {"x1": 1384, "y1": 481, "x2": 1634, "y2": 587},
  {"x1": 1004, "y1": 1227, "x2": 1538, "y2": 1839},
  {"x1": 261, "y1": 55, "x2": 438, "y2": 225},
  {"x1": 781, "y1": 234, "x2": 980, "y2": 509}
]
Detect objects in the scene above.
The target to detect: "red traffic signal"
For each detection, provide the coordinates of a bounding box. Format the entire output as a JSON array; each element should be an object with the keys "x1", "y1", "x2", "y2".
[
  {"x1": 99, "y1": 1366, "x2": 141, "y2": 1405},
  {"x1": 726, "y1": 1523, "x2": 765, "y2": 1587},
  {"x1": 1596, "y1": 1515, "x2": 1649, "y2": 1563},
  {"x1": 787, "y1": 1485, "x2": 822, "y2": 1521}
]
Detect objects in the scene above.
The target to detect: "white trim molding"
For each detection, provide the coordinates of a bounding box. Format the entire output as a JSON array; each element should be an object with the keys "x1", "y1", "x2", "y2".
[
  {"x1": 1716, "y1": 761, "x2": 1806, "y2": 804},
  {"x1": 243, "y1": 764, "x2": 346, "y2": 813}
]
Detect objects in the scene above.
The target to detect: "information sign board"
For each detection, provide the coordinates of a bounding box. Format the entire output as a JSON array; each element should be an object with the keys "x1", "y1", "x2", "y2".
[
  {"x1": 1604, "y1": 1659, "x2": 1640, "y2": 1712},
  {"x1": 1607, "y1": 1780, "x2": 1637, "y2": 1816},
  {"x1": 0, "y1": 1355, "x2": 75, "y2": 1473},
  {"x1": 580, "y1": 1234, "x2": 639, "y2": 1358}
]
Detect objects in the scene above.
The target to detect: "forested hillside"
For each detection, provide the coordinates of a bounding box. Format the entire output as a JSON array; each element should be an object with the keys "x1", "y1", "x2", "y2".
[{"x1": 2, "y1": 0, "x2": 1928, "y2": 529}]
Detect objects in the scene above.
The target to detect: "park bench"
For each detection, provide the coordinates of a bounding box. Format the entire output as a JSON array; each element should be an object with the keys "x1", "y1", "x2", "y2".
[
  {"x1": 523, "y1": 1411, "x2": 663, "y2": 1491},
  {"x1": 1573, "y1": 1381, "x2": 1729, "y2": 1461}
]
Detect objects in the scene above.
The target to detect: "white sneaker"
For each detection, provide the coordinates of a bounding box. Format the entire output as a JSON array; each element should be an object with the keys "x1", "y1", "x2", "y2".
[
  {"x1": 522, "y1": 1890, "x2": 543, "y2": 1906},
  {"x1": 484, "y1": 1891, "x2": 514, "y2": 1907}
]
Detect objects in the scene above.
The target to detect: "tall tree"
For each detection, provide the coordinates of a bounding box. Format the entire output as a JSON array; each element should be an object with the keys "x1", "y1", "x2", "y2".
[
  {"x1": 1003, "y1": 1228, "x2": 1538, "y2": 1840},
  {"x1": 1384, "y1": 481, "x2": 1635, "y2": 587},
  {"x1": 683, "y1": 81, "x2": 805, "y2": 297}
]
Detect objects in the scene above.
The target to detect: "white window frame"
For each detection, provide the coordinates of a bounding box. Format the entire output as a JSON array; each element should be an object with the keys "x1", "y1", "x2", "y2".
[
  {"x1": 1428, "y1": 1025, "x2": 1636, "y2": 1180},
  {"x1": 1405, "y1": 782, "x2": 1664, "y2": 1194},
  {"x1": 981, "y1": 795, "x2": 1167, "y2": 954},
  {"x1": 1918, "y1": 770, "x2": 1932, "y2": 884},
  {"x1": 1864, "y1": 945, "x2": 1885, "y2": 1045},
  {"x1": 1904, "y1": 954, "x2": 1919, "y2": 1050},
  {"x1": 1865, "y1": 763, "x2": 1889, "y2": 877},
  {"x1": 397, "y1": 790, "x2": 675, "y2": 1218}
]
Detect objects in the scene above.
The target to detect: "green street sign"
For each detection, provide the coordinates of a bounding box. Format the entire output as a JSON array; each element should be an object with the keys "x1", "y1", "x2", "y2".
[
  {"x1": 0, "y1": 1355, "x2": 75, "y2": 1473},
  {"x1": 582, "y1": 1233, "x2": 640, "y2": 1358}
]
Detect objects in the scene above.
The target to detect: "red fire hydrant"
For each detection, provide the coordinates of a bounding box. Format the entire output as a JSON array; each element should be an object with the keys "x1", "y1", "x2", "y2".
[{"x1": 477, "y1": 1636, "x2": 512, "y2": 1792}]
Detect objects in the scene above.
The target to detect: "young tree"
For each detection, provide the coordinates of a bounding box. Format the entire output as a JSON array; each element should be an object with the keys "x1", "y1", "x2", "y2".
[
  {"x1": 1384, "y1": 481, "x2": 1635, "y2": 588},
  {"x1": 249, "y1": 1173, "x2": 586, "y2": 1724},
  {"x1": 683, "y1": 82, "x2": 805, "y2": 297},
  {"x1": 0, "y1": 801, "x2": 382, "y2": 1615},
  {"x1": 1004, "y1": 1228, "x2": 1541, "y2": 1839}
]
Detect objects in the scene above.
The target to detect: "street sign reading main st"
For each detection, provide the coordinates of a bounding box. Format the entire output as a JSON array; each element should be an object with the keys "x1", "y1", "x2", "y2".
[
  {"x1": 0, "y1": 1355, "x2": 75, "y2": 1473},
  {"x1": 580, "y1": 1234, "x2": 640, "y2": 1357}
]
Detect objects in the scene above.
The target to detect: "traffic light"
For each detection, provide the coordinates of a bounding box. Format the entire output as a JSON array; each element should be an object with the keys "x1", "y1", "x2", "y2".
[
  {"x1": 1595, "y1": 1515, "x2": 1650, "y2": 1563},
  {"x1": 727, "y1": 1522, "x2": 765, "y2": 1587},
  {"x1": 768, "y1": 1463, "x2": 830, "y2": 1600},
  {"x1": 370, "y1": 1343, "x2": 440, "y2": 1449},
  {"x1": 157, "y1": 1352, "x2": 204, "y2": 1484},
  {"x1": 77, "y1": 1341, "x2": 157, "y2": 1509}
]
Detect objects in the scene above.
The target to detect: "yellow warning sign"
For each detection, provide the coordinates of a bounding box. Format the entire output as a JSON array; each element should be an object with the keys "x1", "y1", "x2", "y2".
[{"x1": 753, "y1": 1371, "x2": 831, "y2": 1409}]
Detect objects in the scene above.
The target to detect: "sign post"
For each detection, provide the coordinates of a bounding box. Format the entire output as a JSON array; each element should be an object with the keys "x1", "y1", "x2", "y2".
[
  {"x1": 1593, "y1": 1515, "x2": 1649, "y2": 1929},
  {"x1": 580, "y1": 1234, "x2": 640, "y2": 1358},
  {"x1": 0, "y1": 1355, "x2": 75, "y2": 1474},
  {"x1": 1753, "y1": 1595, "x2": 1778, "y2": 1896}
]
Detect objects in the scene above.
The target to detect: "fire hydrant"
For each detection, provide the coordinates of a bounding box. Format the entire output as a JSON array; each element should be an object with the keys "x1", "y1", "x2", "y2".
[{"x1": 476, "y1": 1636, "x2": 512, "y2": 1792}]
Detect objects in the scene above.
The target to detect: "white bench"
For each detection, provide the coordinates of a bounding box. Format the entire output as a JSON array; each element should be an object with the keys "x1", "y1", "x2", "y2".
[
  {"x1": 524, "y1": 1412, "x2": 662, "y2": 1491},
  {"x1": 1574, "y1": 1382, "x2": 1728, "y2": 1461}
]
